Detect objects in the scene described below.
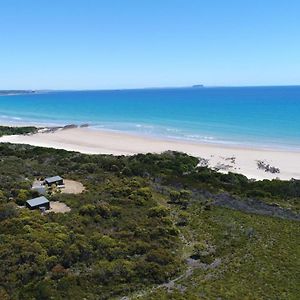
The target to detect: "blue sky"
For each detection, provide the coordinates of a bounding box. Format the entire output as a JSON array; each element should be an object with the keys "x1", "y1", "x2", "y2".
[{"x1": 1, "y1": 0, "x2": 300, "y2": 89}]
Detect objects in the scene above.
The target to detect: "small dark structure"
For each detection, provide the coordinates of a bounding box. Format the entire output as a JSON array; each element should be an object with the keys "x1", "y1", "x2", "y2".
[
  {"x1": 44, "y1": 176, "x2": 64, "y2": 186},
  {"x1": 26, "y1": 196, "x2": 50, "y2": 210}
]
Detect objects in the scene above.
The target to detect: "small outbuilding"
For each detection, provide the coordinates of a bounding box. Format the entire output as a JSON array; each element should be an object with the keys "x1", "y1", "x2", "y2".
[
  {"x1": 44, "y1": 176, "x2": 64, "y2": 186},
  {"x1": 26, "y1": 196, "x2": 50, "y2": 210}
]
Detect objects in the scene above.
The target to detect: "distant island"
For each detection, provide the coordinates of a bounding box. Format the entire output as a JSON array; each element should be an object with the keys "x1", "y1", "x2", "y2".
[
  {"x1": 192, "y1": 84, "x2": 204, "y2": 88},
  {"x1": 0, "y1": 90, "x2": 36, "y2": 96}
]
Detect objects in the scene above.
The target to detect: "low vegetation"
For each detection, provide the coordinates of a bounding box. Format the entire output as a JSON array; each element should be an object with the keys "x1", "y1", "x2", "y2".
[
  {"x1": 0, "y1": 143, "x2": 299, "y2": 299},
  {"x1": 0, "y1": 125, "x2": 38, "y2": 137}
]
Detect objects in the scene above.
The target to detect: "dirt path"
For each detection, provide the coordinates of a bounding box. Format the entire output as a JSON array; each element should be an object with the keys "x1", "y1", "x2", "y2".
[{"x1": 119, "y1": 206, "x2": 218, "y2": 300}]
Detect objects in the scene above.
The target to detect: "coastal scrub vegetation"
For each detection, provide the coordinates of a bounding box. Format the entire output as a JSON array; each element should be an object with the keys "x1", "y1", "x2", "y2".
[
  {"x1": 0, "y1": 125, "x2": 37, "y2": 137},
  {"x1": 0, "y1": 143, "x2": 299, "y2": 299}
]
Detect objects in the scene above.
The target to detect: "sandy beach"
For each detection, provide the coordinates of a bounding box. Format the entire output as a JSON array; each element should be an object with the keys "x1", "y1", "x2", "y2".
[{"x1": 1, "y1": 127, "x2": 299, "y2": 181}]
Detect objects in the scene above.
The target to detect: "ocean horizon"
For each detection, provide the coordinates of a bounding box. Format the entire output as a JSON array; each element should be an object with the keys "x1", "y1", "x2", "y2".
[{"x1": 1, "y1": 86, "x2": 300, "y2": 150}]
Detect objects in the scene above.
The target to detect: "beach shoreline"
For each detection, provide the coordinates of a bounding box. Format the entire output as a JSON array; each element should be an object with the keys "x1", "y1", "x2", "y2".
[
  {"x1": 1, "y1": 120, "x2": 300, "y2": 152},
  {"x1": 0, "y1": 126, "x2": 299, "y2": 181}
]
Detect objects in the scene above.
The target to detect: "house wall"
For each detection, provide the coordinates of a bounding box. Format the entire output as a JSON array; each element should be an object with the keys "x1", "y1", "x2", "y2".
[
  {"x1": 26, "y1": 202, "x2": 50, "y2": 210},
  {"x1": 46, "y1": 179, "x2": 63, "y2": 186},
  {"x1": 57, "y1": 179, "x2": 64, "y2": 185}
]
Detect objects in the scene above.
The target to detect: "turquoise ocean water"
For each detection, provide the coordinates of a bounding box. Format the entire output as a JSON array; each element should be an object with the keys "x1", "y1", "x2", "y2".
[{"x1": 0, "y1": 86, "x2": 300, "y2": 150}]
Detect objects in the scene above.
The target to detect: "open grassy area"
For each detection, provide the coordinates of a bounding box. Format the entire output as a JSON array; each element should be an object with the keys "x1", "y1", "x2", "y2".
[{"x1": 139, "y1": 205, "x2": 300, "y2": 299}]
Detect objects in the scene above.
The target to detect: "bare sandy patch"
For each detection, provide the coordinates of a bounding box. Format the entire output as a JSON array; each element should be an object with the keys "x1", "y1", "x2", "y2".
[
  {"x1": 61, "y1": 179, "x2": 85, "y2": 194},
  {"x1": 48, "y1": 201, "x2": 71, "y2": 213}
]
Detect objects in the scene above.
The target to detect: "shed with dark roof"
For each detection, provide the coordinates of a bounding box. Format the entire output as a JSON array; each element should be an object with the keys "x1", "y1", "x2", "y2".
[
  {"x1": 44, "y1": 176, "x2": 63, "y2": 186},
  {"x1": 26, "y1": 196, "x2": 50, "y2": 210}
]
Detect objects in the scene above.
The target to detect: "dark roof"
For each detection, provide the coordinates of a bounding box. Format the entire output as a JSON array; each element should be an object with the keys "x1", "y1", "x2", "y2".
[
  {"x1": 45, "y1": 176, "x2": 63, "y2": 183},
  {"x1": 26, "y1": 196, "x2": 49, "y2": 207}
]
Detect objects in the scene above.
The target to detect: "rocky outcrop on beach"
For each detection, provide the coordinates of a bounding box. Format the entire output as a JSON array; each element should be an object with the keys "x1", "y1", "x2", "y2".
[
  {"x1": 61, "y1": 124, "x2": 78, "y2": 130},
  {"x1": 40, "y1": 123, "x2": 89, "y2": 133}
]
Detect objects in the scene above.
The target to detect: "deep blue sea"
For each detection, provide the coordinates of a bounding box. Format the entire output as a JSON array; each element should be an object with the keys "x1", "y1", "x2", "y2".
[{"x1": 1, "y1": 86, "x2": 300, "y2": 149}]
